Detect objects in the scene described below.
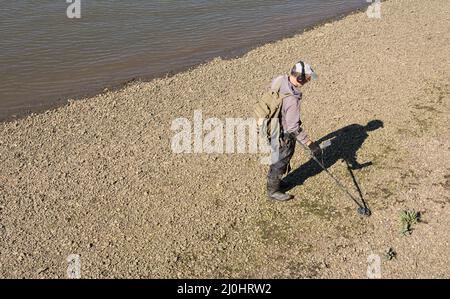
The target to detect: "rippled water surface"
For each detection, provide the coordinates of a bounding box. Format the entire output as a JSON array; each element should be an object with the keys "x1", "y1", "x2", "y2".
[{"x1": 0, "y1": 0, "x2": 368, "y2": 120}]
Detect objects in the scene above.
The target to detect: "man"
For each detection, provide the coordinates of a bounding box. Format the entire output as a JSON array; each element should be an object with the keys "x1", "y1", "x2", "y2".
[{"x1": 267, "y1": 61, "x2": 321, "y2": 201}]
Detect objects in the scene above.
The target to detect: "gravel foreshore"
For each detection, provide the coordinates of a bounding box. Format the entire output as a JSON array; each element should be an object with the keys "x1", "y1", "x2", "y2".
[{"x1": 1, "y1": 0, "x2": 449, "y2": 278}]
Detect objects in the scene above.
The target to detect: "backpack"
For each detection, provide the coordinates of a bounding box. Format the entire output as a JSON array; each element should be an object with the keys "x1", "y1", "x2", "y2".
[{"x1": 253, "y1": 75, "x2": 292, "y2": 144}]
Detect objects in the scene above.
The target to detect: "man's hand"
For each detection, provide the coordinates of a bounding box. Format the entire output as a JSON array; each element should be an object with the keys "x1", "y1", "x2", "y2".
[{"x1": 307, "y1": 140, "x2": 321, "y2": 157}]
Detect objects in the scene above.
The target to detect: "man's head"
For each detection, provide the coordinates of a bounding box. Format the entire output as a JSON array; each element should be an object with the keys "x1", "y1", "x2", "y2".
[{"x1": 289, "y1": 61, "x2": 318, "y2": 87}]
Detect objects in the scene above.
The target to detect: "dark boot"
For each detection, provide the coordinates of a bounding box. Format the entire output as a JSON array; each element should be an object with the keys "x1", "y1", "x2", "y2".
[{"x1": 267, "y1": 177, "x2": 294, "y2": 201}]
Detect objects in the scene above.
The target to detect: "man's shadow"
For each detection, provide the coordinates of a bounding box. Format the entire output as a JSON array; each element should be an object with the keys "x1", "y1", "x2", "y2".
[{"x1": 283, "y1": 120, "x2": 384, "y2": 191}]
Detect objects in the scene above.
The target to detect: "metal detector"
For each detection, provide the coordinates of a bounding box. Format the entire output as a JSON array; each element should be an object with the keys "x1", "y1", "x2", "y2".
[{"x1": 297, "y1": 140, "x2": 372, "y2": 217}]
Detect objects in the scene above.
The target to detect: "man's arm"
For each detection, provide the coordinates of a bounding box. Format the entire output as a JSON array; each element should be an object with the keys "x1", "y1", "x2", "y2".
[{"x1": 283, "y1": 97, "x2": 311, "y2": 145}]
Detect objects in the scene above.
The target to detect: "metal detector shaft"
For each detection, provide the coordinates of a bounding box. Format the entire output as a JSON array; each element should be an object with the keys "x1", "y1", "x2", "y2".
[{"x1": 297, "y1": 141, "x2": 364, "y2": 209}]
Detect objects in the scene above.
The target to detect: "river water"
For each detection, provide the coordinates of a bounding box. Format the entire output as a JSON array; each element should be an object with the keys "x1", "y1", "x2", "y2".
[{"x1": 0, "y1": 0, "x2": 368, "y2": 121}]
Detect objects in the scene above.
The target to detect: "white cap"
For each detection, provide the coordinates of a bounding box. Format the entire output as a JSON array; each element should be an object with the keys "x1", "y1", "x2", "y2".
[{"x1": 292, "y1": 61, "x2": 318, "y2": 80}]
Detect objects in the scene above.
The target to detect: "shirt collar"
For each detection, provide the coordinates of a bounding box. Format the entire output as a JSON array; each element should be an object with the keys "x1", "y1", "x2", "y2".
[{"x1": 286, "y1": 75, "x2": 301, "y2": 96}]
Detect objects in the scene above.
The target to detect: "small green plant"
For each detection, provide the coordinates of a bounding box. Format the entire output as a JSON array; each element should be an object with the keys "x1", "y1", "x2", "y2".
[
  {"x1": 400, "y1": 210, "x2": 421, "y2": 235},
  {"x1": 384, "y1": 247, "x2": 397, "y2": 261}
]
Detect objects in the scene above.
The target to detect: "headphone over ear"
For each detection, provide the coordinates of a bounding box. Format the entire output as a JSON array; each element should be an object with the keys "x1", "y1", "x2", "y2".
[{"x1": 297, "y1": 61, "x2": 306, "y2": 84}]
